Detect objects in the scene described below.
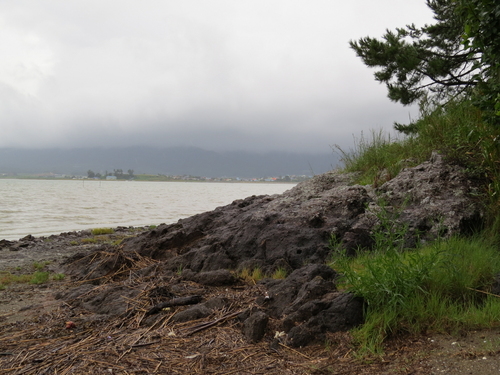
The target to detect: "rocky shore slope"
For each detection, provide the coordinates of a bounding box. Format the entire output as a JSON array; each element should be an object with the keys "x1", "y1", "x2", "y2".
[{"x1": 0, "y1": 152, "x2": 490, "y2": 374}]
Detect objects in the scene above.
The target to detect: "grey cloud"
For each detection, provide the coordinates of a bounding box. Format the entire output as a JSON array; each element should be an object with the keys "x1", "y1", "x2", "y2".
[{"x1": 0, "y1": 1, "x2": 433, "y2": 152}]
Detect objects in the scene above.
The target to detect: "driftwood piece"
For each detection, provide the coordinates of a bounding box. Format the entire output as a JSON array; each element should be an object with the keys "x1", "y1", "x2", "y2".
[
  {"x1": 145, "y1": 295, "x2": 203, "y2": 315},
  {"x1": 184, "y1": 310, "x2": 243, "y2": 336}
]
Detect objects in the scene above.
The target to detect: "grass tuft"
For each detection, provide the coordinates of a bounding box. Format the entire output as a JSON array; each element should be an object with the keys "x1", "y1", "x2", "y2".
[
  {"x1": 272, "y1": 267, "x2": 288, "y2": 280},
  {"x1": 335, "y1": 100, "x2": 500, "y2": 203},
  {"x1": 330, "y1": 98, "x2": 500, "y2": 355},
  {"x1": 91, "y1": 228, "x2": 115, "y2": 235},
  {"x1": 239, "y1": 267, "x2": 265, "y2": 284},
  {"x1": 30, "y1": 271, "x2": 50, "y2": 284},
  {"x1": 330, "y1": 236, "x2": 500, "y2": 354}
]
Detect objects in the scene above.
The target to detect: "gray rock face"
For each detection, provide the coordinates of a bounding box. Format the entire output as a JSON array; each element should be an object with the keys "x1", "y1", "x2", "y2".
[
  {"x1": 123, "y1": 152, "x2": 483, "y2": 273},
  {"x1": 376, "y1": 152, "x2": 483, "y2": 241},
  {"x1": 59, "y1": 153, "x2": 484, "y2": 347}
]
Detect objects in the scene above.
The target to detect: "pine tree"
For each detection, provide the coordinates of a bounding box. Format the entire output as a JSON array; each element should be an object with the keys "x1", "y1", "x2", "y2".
[{"x1": 350, "y1": 0, "x2": 500, "y2": 127}]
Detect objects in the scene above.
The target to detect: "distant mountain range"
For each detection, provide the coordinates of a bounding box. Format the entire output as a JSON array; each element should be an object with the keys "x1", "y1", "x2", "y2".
[{"x1": 0, "y1": 146, "x2": 341, "y2": 178}]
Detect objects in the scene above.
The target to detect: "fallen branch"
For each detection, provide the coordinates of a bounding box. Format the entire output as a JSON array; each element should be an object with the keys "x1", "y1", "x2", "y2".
[
  {"x1": 131, "y1": 340, "x2": 161, "y2": 348},
  {"x1": 185, "y1": 310, "x2": 242, "y2": 336},
  {"x1": 145, "y1": 295, "x2": 203, "y2": 315}
]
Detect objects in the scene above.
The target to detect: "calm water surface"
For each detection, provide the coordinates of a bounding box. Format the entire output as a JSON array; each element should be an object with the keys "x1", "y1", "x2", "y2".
[{"x1": 0, "y1": 179, "x2": 294, "y2": 240}]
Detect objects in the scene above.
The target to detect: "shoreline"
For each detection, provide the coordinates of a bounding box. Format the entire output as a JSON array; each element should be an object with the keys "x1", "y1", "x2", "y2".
[{"x1": 0, "y1": 175, "x2": 304, "y2": 183}]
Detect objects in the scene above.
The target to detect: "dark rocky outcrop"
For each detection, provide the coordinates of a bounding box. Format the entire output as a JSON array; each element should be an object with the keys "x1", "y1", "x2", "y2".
[
  {"x1": 258, "y1": 264, "x2": 337, "y2": 318},
  {"x1": 243, "y1": 311, "x2": 269, "y2": 343},
  {"x1": 181, "y1": 269, "x2": 237, "y2": 286},
  {"x1": 122, "y1": 152, "x2": 483, "y2": 273},
  {"x1": 57, "y1": 153, "x2": 484, "y2": 347}
]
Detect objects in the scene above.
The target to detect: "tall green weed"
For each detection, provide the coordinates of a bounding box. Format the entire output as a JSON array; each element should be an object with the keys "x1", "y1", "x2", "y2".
[
  {"x1": 334, "y1": 130, "x2": 423, "y2": 186},
  {"x1": 337, "y1": 98, "x2": 500, "y2": 235},
  {"x1": 330, "y1": 236, "x2": 500, "y2": 354}
]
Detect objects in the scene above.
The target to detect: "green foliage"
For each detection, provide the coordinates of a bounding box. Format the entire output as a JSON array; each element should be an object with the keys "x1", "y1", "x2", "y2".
[
  {"x1": 32, "y1": 261, "x2": 50, "y2": 271},
  {"x1": 337, "y1": 100, "x2": 500, "y2": 211},
  {"x1": 272, "y1": 267, "x2": 288, "y2": 280},
  {"x1": 458, "y1": 0, "x2": 500, "y2": 124},
  {"x1": 81, "y1": 238, "x2": 99, "y2": 244},
  {"x1": 52, "y1": 273, "x2": 66, "y2": 281},
  {"x1": 350, "y1": 0, "x2": 500, "y2": 126},
  {"x1": 330, "y1": 235, "x2": 500, "y2": 354},
  {"x1": 251, "y1": 268, "x2": 264, "y2": 282},
  {"x1": 334, "y1": 130, "x2": 423, "y2": 186},
  {"x1": 0, "y1": 272, "x2": 29, "y2": 288},
  {"x1": 176, "y1": 264, "x2": 184, "y2": 276},
  {"x1": 333, "y1": 111, "x2": 500, "y2": 352},
  {"x1": 30, "y1": 271, "x2": 50, "y2": 284},
  {"x1": 239, "y1": 267, "x2": 265, "y2": 284},
  {"x1": 350, "y1": 0, "x2": 475, "y2": 106},
  {"x1": 342, "y1": 0, "x2": 500, "y2": 356},
  {"x1": 91, "y1": 228, "x2": 115, "y2": 235},
  {"x1": 0, "y1": 269, "x2": 67, "y2": 289},
  {"x1": 414, "y1": 100, "x2": 500, "y2": 225}
]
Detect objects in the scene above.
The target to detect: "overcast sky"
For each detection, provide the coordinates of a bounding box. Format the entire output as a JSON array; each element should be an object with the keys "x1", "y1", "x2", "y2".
[{"x1": 0, "y1": 1, "x2": 434, "y2": 154}]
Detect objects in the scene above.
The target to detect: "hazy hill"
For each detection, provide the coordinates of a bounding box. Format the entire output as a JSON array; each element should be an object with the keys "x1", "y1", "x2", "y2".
[{"x1": 0, "y1": 147, "x2": 340, "y2": 178}]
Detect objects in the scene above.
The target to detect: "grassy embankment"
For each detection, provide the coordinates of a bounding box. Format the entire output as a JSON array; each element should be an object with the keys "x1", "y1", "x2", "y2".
[{"x1": 329, "y1": 99, "x2": 500, "y2": 354}]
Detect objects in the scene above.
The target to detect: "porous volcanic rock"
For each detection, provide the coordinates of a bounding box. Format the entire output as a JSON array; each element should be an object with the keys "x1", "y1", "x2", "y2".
[
  {"x1": 121, "y1": 152, "x2": 483, "y2": 273},
  {"x1": 56, "y1": 153, "x2": 485, "y2": 347}
]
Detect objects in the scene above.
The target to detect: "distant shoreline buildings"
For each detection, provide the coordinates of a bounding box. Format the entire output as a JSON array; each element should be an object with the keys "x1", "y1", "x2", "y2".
[{"x1": 0, "y1": 172, "x2": 310, "y2": 183}]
